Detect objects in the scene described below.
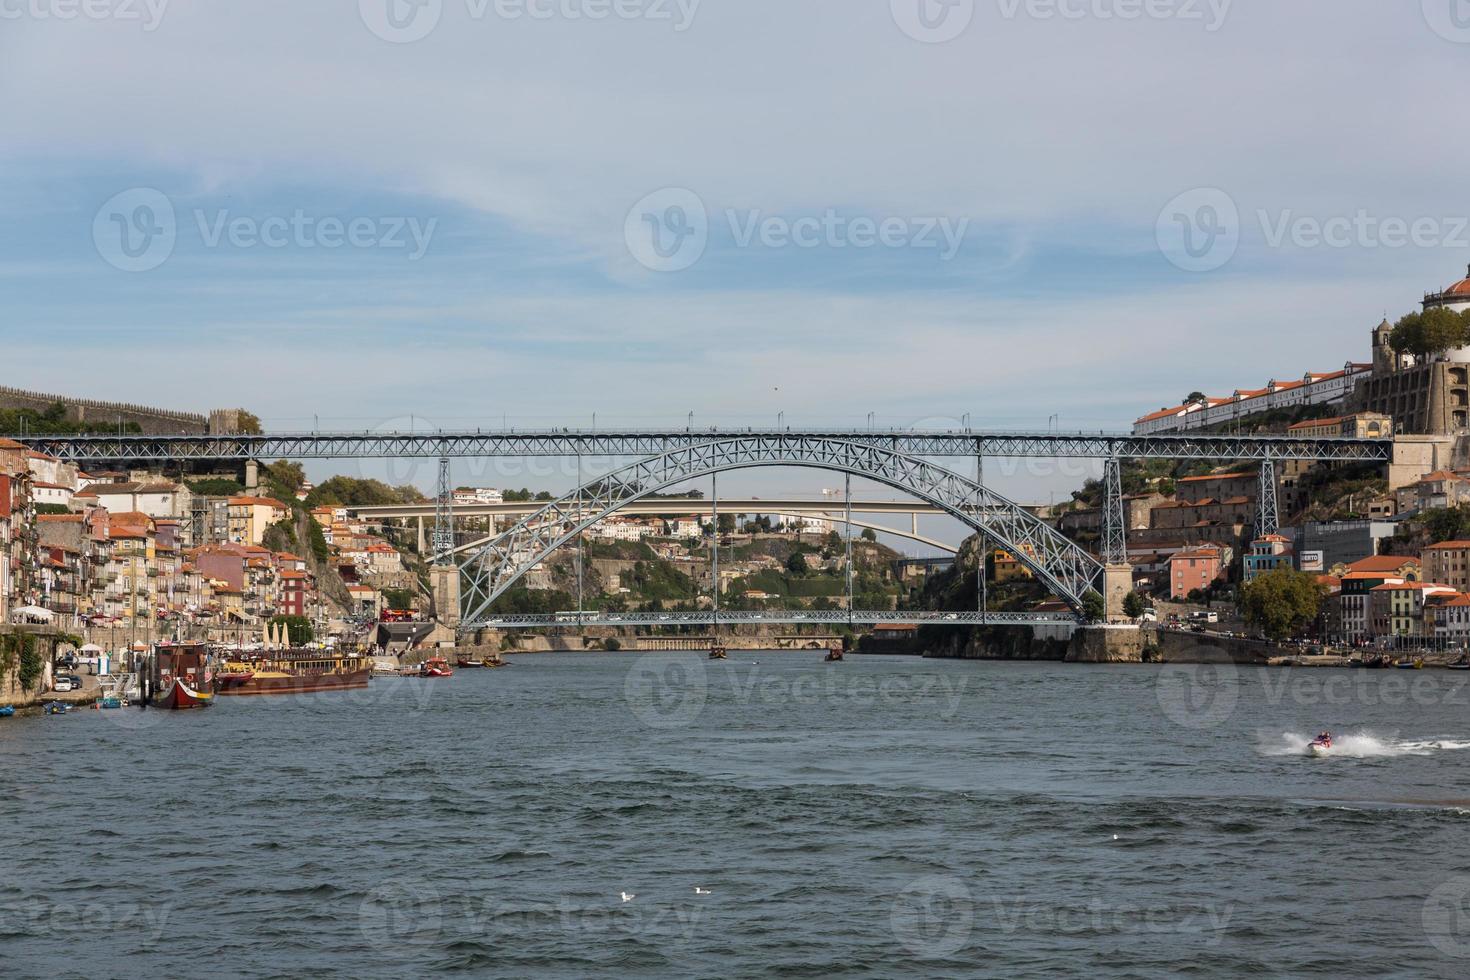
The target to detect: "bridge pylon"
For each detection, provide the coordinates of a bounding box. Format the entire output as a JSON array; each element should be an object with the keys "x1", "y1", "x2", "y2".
[{"x1": 431, "y1": 563, "x2": 461, "y2": 632}]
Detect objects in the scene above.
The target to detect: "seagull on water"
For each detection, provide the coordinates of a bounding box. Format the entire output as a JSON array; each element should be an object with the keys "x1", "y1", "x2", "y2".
[
  {"x1": 694, "y1": 887, "x2": 712, "y2": 896},
  {"x1": 620, "y1": 891, "x2": 636, "y2": 903}
]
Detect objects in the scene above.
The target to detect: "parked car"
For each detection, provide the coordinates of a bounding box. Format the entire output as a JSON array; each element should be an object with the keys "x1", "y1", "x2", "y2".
[
  {"x1": 52, "y1": 678, "x2": 75, "y2": 693},
  {"x1": 60, "y1": 675, "x2": 83, "y2": 689},
  {"x1": 57, "y1": 655, "x2": 79, "y2": 671}
]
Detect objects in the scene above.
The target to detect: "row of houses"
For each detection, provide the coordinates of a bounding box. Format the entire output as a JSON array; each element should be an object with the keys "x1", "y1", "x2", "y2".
[
  {"x1": 1132, "y1": 365, "x2": 1375, "y2": 435},
  {"x1": 2, "y1": 438, "x2": 331, "y2": 633}
]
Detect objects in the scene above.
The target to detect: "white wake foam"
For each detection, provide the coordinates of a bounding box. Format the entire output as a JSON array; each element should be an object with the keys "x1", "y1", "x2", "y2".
[{"x1": 1259, "y1": 731, "x2": 1470, "y2": 759}]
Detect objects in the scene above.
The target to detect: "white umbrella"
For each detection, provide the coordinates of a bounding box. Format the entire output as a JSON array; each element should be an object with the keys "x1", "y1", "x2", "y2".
[
  {"x1": 80, "y1": 643, "x2": 104, "y2": 653},
  {"x1": 11, "y1": 605, "x2": 54, "y2": 622}
]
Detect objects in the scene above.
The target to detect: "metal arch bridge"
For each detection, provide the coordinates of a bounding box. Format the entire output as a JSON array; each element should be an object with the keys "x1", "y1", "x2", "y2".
[
  {"x1": 456, "y1": 436, "x2": 1107, "y2": 629},
  {"x1": 9, "y1": 424, "x2": 1396, "y2": 629},
  {"x1": 16, "y1": 428, "x2": 1394, "y2": 463},
  {"x1": 349, "y1": 498, "x2": 962, "y2": 556}
]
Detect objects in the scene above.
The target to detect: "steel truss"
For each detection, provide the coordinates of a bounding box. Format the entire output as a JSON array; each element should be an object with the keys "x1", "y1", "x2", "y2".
[
  {"x1": 477, "y1": 610, "x2": 1079, "y2": 630},
  {"x1": 14, "y1": 429, "x2": 1393, "y2": 463},
  {"x1": 1101, "y1": 457, "x2": 1127, "y2": 565},
  {"x1": 458, "y1": 437, "x2": 1105, "y2": 629}
]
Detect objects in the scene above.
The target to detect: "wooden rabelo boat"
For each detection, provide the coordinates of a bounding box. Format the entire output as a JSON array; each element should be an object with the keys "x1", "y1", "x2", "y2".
[{"x1": 213, "y1": 650, "x2": 372, "y2": 696}]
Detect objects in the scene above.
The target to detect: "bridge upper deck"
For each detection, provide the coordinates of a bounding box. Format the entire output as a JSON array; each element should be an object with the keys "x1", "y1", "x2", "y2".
[{"x1": 9, "y1": 428, "x2": 1394, "y2": 462}]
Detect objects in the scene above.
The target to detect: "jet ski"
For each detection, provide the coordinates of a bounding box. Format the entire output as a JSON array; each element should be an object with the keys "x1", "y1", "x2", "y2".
[{"x1": 1308, "y1": 732, "x2": 1334, "y2": 757}]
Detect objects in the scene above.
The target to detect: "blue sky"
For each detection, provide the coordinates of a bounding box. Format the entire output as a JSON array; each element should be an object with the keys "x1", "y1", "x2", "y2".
[{"x1": 3, "y1": 0, "x2": 1469, "y2": 538}]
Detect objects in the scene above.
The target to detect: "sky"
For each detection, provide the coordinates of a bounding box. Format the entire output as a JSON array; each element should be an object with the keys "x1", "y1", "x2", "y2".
[{"x1": 2, "y1": 0, "x2": 1469, "y2": 547}]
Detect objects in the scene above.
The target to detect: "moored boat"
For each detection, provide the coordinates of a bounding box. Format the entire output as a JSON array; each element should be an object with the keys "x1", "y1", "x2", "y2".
[
  {"x1": 825, "y1": 648, "x2": 844, "y2": 663},
  {"x1": 155, "y1": 677, "x2": 215, "y2": 710},
  {"x1": 150, "y1": 643, "x2": 216, "y2": 710},
  {"x1": 420, "y1": 657, "x2": 454, "y2": 678},
  {"x1": 1448, "y1": 657, "x2": 1470, "y2": 671},
  {"x1": 1395, "y1": 658, "x2": 1425, "y2": 670},
  {"x1": 0, "y1": 705, "x2": 14, "y2": 718},
  {"x1": 709, "y1": 646, "x2": 728, "y2": 661},
  {"x1": 214, "y1": 650, "x2": 372, "y2": 696}
]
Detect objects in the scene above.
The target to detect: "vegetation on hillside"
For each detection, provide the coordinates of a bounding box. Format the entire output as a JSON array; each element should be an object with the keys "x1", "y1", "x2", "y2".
[{"x1": 305, "y1": 477, "x2": 427, "y2": 508}]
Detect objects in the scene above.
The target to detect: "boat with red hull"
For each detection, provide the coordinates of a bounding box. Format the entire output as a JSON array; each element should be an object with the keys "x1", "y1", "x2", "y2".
[
  {"x1": 150, "y1": 643, "x2": 216, "y2": 710},
  {"x1": 214, "y1": 651, "x2": 373, "y2": 696},
  {"x1": 421, "y1": 657, "x2": 454, "y2": 678},
  {"x1": 155, "y1": 677, "x2": 215, "y2": 709}
]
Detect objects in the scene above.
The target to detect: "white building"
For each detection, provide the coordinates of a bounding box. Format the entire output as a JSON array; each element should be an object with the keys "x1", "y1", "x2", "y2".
[
  {"x1": 31, "y1": 482, "x2": 74, "y2": 509},
  {"x1": 1134, "y1": 363, "x2": 1374, "y2": 435},
  {"x1": 591, "y1": 518, "x2": 650, "y2": 542},
  {"x1": 453, "y1": 487, "x2": 505, "y2": 505},
  {"x1": 76, "y1": 480, "x2": 191, "y2": 520}
]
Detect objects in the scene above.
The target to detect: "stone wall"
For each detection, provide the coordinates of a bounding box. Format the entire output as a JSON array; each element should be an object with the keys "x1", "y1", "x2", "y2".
[
  {"x1": 0, "y1": 384, "x2": 210, "y2": 435},
  {"x1": 1350, "y1": 362, "x2": 1468, "y2": 436}
]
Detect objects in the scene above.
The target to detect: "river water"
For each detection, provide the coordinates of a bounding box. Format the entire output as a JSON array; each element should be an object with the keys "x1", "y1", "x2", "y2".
[{"x1": 3, "y1": 652, "x2": 1470, "y2": 978}]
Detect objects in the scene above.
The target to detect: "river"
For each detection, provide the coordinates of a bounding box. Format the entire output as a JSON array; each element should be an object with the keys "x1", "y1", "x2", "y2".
[{"x1": 3, "y1": 653, "x2": 1469, "y2": 977}]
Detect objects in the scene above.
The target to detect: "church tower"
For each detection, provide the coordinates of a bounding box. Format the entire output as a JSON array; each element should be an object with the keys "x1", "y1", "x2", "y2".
[{"x1": 1372, "y1": 317, "x2": 1397, "y2": 375}]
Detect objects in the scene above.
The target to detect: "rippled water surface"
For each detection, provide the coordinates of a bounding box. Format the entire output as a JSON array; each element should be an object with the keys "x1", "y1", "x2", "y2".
[{"x1": 4, "y1": 653, "x2": 1470, "y2": 977}]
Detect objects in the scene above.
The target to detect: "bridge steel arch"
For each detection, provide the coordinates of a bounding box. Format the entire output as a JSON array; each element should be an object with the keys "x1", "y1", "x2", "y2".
[{"x1": 457, "y1": 437, "x2": 1103, "y2": 628}]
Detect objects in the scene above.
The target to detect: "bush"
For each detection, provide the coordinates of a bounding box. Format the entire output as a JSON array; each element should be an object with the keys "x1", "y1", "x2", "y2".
[{"x1": 604, "y1": 638, "x2": 622, "y2": 652}]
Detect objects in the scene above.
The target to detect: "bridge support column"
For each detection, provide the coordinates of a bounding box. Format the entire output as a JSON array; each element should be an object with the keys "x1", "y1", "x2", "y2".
[
  {"x1": 431, "y1": 564, "x2": 461, "y2": 632},
  {"x1": 244, "y1": 459, "x2": 259, "y2": 491},
  {"x1": 1101, "y1": 457, "x2": 1127, "y2": 565},
  {"x1": 1102, "y1": 563, "x2": 1133, "y2": 623},
  {"x1": 1256, "y1": 460, "x2": 1280, "y2": 538}
]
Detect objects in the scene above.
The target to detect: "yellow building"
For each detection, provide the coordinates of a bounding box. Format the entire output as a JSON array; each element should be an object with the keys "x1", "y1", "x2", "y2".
[{"x1": 1287, "y1": 412, "x2": 1393, "y2": 440}]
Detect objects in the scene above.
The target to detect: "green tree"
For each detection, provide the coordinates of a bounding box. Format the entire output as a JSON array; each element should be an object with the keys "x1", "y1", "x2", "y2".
[
  {"x1": 718, "y1": 513, "x2": 736, "y2": 535},
  {"x1": 1239, "y1": 567, "x2": 1325, "y2": 640},
  {"x1": 1122, "y1": 590, "x2": 1146, "y2": 618},
  {"x1": 268, "y1": 615, "x2": 314, "y2": 646},
  {"x1": 1081, "y1": 591, "x2": 1106, "y2": 622},
  {"x1": 236, "y1": 410, "x2": 263, "y2": 435},
  {"x1": 381, "y1": 587, "x2": 417, "y2": 610},
  {"x1": 1184, "y1": 391, "x2": 1207, "y2": 405},
  {"x1": 1391, "y1": 308, "x2": 1470, "y2": 358},
  {"x1": 1423, "y1": 506, "x2": 1470, "y2": 544},
  {"x1": 861, "y1": 528, "x2": 877, "y2": 542},
  {"x1": 786, "y1": 552, "x2": 809, "y2": 575},
  {"x1": 265, "y1": 460, "x2": 307, "y2": 497}
]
